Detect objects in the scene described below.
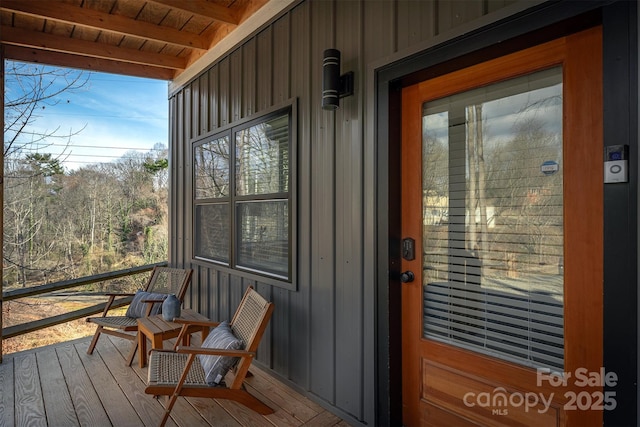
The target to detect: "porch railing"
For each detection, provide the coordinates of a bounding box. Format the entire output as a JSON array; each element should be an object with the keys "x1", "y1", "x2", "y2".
[{"x1": 0, "y1": 261, "x2": 167, "y2": 362}]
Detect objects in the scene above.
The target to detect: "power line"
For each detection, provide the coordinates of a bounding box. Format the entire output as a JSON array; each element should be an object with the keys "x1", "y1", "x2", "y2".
[
  {"x1": 59, "y1": 153, "x2": 164, "y2": 159},
  {"x1": 31, "y1": 142, "x2": 165, "y2": 151},
  {"x1": 38, "y1": 112, "x2": 167, "y2": 120}
]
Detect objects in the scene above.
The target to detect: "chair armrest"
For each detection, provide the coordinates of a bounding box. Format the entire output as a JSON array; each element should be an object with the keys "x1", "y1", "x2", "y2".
[
  {"x1": 172, "y1": 318, "x2": 220, "y2": 328},
  {"x1": 171, "y1": 320, "x2": 219, "y2": 350},
  {"x1": 175, "y1": 345, "x2": 254, "y2": 359},
  {"x1": 104, "y1": 292, "x2": 136, "y2": 297}
]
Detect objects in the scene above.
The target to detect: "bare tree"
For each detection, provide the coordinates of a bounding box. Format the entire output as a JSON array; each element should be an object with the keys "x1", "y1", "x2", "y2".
[
  {"x1": 485, "y1": 116, "x2": 563, "y2": 276},
  {"x1": 3, "y1": 61, "x2": 89, "y2": 286},
  {"x1": 3, "y1": 154, "x2": 65, "y2": 286},
  {"x1": 3, "y1": 62, "x2": 168, "y2": 291},
  {"x1": 4, "y1": 61, "x2": 88, "y2": 158}
]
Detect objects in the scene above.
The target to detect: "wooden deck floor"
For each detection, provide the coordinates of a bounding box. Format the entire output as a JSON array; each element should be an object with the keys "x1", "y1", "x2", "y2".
[{"x1": 0, "y1": 334, "x2": 351, "y2": 427}]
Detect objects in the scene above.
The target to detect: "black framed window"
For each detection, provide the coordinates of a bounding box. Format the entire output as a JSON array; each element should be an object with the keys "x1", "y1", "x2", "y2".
[{"x1": 194, "y1": 106, "x2": 292, "y2": 280}]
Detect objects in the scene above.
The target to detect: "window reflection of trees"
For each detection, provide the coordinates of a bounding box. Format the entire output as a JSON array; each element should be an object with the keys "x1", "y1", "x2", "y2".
[
  {"x1": 423, "y1": 75, "x2": 563, "y2": 295},
  {"x1": 235, "y1": 116, "x2": 289, "y2": 196},
  {"x1": 193, "y1": 111, "x2": 291, "y2": 279},
  {"x1": 421, "y1": 69, "x2": 565, "y2": 370},
  {"x1": 195, "y1": 136, "x2": 229, "y2": 199},
  {"x1": 235, "y1": 115, "x2": 289, "y2": 277}
]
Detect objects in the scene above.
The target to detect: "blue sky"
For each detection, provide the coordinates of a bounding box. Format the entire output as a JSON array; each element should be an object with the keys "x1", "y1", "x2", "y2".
[{"x1": 6, "y1": 62, "x2": 169, "y2": 170}]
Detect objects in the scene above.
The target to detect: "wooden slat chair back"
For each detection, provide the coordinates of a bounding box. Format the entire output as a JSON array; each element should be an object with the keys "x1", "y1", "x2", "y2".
[
  {"x1": 86, "y1": 266, "x2": 193, "y2": 365},
  {"x1": 145, "y1": 286, "x2": 274, "y2": 426},
  {"x1": 227, "y1": 286, "x2": 273, "y2": 388}
]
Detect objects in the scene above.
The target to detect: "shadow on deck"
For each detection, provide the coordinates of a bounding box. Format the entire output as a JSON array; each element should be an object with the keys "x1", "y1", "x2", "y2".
[{"x1": 0, "y1": 334, "x2": 351, "y2": 427}]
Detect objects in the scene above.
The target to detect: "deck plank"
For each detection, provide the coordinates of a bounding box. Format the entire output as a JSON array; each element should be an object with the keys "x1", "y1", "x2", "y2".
[
  {"x1": 185, "y1": 397, "x2": 243, "y2": 427},
  {"x1": 36, "y1": 348, "x2": 80, "y2": 427},
  {"x1": 216, "y1": 399, "x2": 276, "y2": 427},
  {"x1": 13, "y1": 353, "x2": 47, "y2": 426},
  {"x1": 75, "y1": 340, "x2": 146, "y2": 426},
  {"x1": 104, "y1": 334, "x2": 213, "y2": 427},
  {"x1": 0, "y1": 358, "x2": 15, "y2": 426},
  {"x1": 245, "y1": 367, "x2": 322, "y2": 422},
  {"x1": 56, "y1": 343, "x2": 113, "y2": 426},
  {"x1": 2, "y1": 336, "x2": 353, "y2": 427},
  {"x1": 302, "y1": 411, "x2": 343, "y2": 427},
  {"x1": 95, "y1": 335, "x2": 177, "y2": 427},
  {"x1": 236, "y1": 385, "x2": 310, "y2": 427}
]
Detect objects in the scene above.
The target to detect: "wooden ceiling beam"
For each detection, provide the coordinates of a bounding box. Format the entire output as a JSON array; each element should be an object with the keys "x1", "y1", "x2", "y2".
[
  {"x1": 3, "y1": 45, "x2": 175, "y2": 80},
  {"x1": 148, "y1": 0, "x2": 240, "y2": 25},
  {"x1": 2, "y1": 26, "x2": 186, "y2": 70},
  {"x1": 0, "y1": 0, "x2": 209, "y2": 50}
]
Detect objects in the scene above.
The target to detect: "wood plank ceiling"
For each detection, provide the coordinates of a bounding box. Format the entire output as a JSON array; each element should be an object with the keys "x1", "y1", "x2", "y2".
[{"x1": 0, "y1": 0, "x2": 269, "y2": 80}]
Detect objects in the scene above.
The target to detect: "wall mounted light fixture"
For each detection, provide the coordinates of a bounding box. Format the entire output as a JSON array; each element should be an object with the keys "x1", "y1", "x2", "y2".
[{"x1": 322, "y1": 49, "x2": 354, "y2": 110}]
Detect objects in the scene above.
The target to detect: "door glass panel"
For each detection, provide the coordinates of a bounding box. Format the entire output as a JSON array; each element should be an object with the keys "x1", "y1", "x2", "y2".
[{"x1": 422, "y1": 67, "x2": 564, "y2": 370}]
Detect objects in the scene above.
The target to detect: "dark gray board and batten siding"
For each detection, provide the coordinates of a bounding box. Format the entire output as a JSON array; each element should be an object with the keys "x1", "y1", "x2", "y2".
[{"x1": 168, "y1": 1, "x2": 520, "y2": 425}]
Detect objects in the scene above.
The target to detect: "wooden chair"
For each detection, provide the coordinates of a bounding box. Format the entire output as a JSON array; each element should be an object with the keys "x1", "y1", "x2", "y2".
[
  {"x1": 145, "y1": 286, "x2": 274, "y2": 426},
  {"x1": 86, "y1": 266, "x2": 193, "y2": 366}
]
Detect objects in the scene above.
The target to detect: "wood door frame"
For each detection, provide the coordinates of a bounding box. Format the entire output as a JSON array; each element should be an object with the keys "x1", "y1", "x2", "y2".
[
  {"x1": 401, "y1": 28, "x2": 603, "y2": 426},
  {"x1": 373, "y1": 2, "x2": 637, "y2": 426}
]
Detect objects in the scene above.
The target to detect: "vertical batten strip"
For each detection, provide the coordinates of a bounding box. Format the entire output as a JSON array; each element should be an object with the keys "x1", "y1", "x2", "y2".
[{"x1": 0, "y1": 46, "x2": 4, "y2": 363}]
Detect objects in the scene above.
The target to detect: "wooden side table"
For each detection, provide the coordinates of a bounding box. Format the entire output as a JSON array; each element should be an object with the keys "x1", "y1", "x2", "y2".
[{"x1": 137, "y1": 308, "x2": 210, "y2": 368}]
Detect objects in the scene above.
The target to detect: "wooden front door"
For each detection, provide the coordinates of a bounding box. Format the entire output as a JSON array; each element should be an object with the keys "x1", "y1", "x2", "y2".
[{"x1": 401, "y1": 27, "x2": 604, "y2": 426}]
